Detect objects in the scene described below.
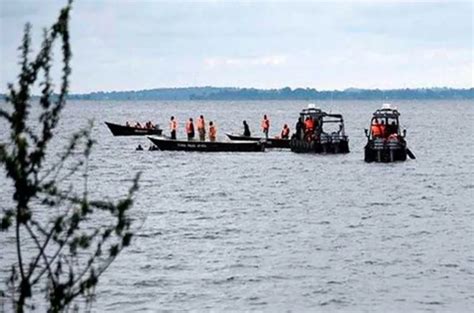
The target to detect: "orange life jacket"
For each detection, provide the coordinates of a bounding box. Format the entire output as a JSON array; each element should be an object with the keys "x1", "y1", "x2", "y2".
[
  {"x1": 281, "y1": 127, "x2": 290, "y2": 138},
  {"x1": 261, "y1": 118, "x2": 270, "y2": 130},
  {"x1": 170, "y1": 120, "x2": 177, "y2": 130},
  {"x1": 388, "y1": 133, "x2": 398, "y2": 140},
  {"x1": 209, "y1": 125, "x2": 217, "y2": 137},
  {"x1": 371, "y1": 124, "x2": 385, "y2": 137},
  {"x1": 304, "y1": 118, "x2": 314, "y2": 131},
  {"x1": 197, "y1": 118, "x2": 205, "y2": 130},
  {"x1": 185, "y1": 121, "x2": 193, "y2": 133}
]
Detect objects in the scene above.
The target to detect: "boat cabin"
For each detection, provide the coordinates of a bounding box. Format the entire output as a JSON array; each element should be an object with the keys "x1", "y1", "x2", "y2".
[
  {"x1": 364, "y1": 104, "x2": 413, "y2": 162},
  {"x1": 290, "y1": 104, "x2": 350, "y2": 154},
  {"x1": 366, "y1": 104, "x2": 405, "y2": 139},
  {"x1": 299, "y1": 105, "x2": 346, "y2": 137}
]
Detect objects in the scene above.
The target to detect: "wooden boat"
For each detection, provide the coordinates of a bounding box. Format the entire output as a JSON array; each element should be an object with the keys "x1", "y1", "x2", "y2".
[
  {"x1": 148, "y1": 136, "x2": 265, "y2": 152},
  {"x1": 105, "y1": 122, "x2": 162, "y2": 136},
  {"x1": 290, "y1": 104, "x2": 350, "y2": 154},
  {"x1": 364, "y1": 104, "x2": 415, "y2": 162},
  {"x1": 226, "y1": 133, "x2": 290, "y2": 148}
]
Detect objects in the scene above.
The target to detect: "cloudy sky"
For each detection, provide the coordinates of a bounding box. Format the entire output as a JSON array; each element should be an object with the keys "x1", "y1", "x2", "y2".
[{"x1": 0, "y1": 0, "x2": 472, "y2": 93}]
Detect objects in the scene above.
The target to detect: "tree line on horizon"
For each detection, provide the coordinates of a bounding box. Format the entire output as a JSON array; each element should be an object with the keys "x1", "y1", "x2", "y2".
[
  {"x1": 72, "y1": 86, "x2": 474, "y2": 100},
  {"x1": 1, "y1": 86, "x2": 473, "y2": 101}
]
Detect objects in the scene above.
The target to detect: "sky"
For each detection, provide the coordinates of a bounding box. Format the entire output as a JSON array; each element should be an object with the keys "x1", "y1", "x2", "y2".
[{"x1": 0, "y1": 0, "x2": 472, "y2": 93}]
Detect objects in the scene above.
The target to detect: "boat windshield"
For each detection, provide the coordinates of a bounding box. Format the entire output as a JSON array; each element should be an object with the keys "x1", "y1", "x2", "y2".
[
  {"x1": 370, "y1": 109, "x2": 401, "y2": 137},
  {"x1": 321, "y1": 116, "x2": 345, "y2": 135}
]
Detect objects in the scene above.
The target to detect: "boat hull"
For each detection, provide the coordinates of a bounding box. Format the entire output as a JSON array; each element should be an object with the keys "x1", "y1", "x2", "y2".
[
  {"x1": 226, "y1": 133, "x2": 290, "y2": 149},
  {"x1": 364, "y1": 139, "x2": 407, "y2": 162},
  {"x1": 105, "y1": 122, "x2": 162, "y2": 136},
  {"x1": 148, "y1": 136, "x2": 265, "y2": 152},
  {"x1": 290, "y1": 136, "x2": 350, "y2": 154}
]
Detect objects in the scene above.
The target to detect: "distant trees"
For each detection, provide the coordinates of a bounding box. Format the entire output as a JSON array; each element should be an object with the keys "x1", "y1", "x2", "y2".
[
  {"x1": 192, "y1": 87, "x2": 473, "y2": 101},
  {"x1": 0, "y1": 1, "x2": 139, "y2": 311},
  {"x1": 65, "y1": 86, "x2": 474, "y2": 101}
]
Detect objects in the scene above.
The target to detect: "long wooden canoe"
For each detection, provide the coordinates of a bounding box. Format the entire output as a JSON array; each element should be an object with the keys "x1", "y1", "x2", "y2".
[
  {"x1": 148, "y1": 136, "x2": 265, "y2": 152},
  {"x1": 105, "y1": 122, "x2": 162, "y2": 136},
  {"x1": 226, "y1": 133, "x2": 290, "y2": 149}
]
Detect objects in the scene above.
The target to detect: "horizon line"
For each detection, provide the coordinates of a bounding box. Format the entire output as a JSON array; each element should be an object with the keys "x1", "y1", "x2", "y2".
[{"x1": 68, "y1": 85, "x2": 473, "y2": 95}]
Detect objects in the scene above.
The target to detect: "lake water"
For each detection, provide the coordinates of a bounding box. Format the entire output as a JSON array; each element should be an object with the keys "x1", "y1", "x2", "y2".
[{"x1": 1, "y1": 100, "x2": 473, "y2": 311}]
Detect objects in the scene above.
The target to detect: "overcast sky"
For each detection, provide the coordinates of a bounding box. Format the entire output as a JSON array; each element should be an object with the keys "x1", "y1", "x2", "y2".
[{"x1": 1, "y1": 0, "x2": 472, "y2": 93}]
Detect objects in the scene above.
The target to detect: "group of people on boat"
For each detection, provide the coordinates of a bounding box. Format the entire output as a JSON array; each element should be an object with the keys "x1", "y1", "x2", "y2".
[
  {"x1": 126, "y1": 121, "x2": 156, "y2": 129},
  {"x1": 168, "y1": 114, "x2": 291, "y2": 142},
  {"x1": 294, "y1": 116, "x2": 318, "y2": 141},
  {"x1": 241, "y1": 115, "x2": 291, "y2": 140},
  {"x1": 170, "y1": 115, "x2": 217, "y2": 141},
  {"x1": 371, "y1": 119, "x2": 399, "y2": 140},
  {"x1": 162, "y1": 113, "x2": 342, "y2": 143}
]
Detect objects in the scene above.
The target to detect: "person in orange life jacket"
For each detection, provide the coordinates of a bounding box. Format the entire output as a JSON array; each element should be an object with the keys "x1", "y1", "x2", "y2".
[
  {"x1": 280, "y1": 124, "x2": 290, "y2": 139},
  {"x1": 261, "y1": 115, "x2": 270, "y2": 139},
  {"x1": 169, "y1": 116, "x2": 177, "y2": 139},
  {"x1": 185, "y1": 118, "x2": 195, "y2": 140},
  {"x1": 371, "y1": 119, "x2": 385, "y2": 138},
  {"x1": 196, "y1": 115, "x2": 206, "y2": 141},
  {"x1": 388, "y1": 132, "x2": 399, "y2": 140},
  {"x1": 304, "y1": 117, "x2": 314, "y2": 134},
  {"x1": 209, "y1": 121, "x2": 217, "y2": 142}
]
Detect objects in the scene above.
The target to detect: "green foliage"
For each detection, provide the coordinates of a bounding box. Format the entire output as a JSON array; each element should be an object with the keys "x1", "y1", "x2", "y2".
[{"x1": 0, "y1": 1, "x2": 140, "y2": 312}]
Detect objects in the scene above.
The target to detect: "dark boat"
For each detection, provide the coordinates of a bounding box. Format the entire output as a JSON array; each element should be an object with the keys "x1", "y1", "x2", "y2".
[
  {"x1": 364, "y1": 104, "x2": 415, "y2": 163},
  {"x1": 225, "y1": 133, "x2": 290, "y2": 149},
  {"x1": 290, "y1": 104, "x2": 350, "y2": 154},
  {"x1": 105, "y1": 122, "x2": 162, "y2": 136},
  {"x1": 147, "y1": 136, "x2": 265, "y2": 152}
]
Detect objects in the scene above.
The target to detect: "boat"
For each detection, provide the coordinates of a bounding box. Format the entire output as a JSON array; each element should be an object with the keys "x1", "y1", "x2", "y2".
[
  {"x1": 290, "y1": 104, "x2": 350, "y2": 154},
  {"x1": 105, "y1": 122, "x2": 162, "y2": 136},
  {"x1": 364, "y1": 104, "x2": 415, "y2": 162},
  {"x1": 147, "y1": 136, "x2": 265, "y2": 152},
  {"x1": 225, "y1": 133, "x2": 290, "y2": 148}
]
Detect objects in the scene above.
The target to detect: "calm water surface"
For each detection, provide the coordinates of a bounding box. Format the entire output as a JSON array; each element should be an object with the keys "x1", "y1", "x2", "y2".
[{"x1": 1, "y1": 100, "x2": 473, "y2": 312}]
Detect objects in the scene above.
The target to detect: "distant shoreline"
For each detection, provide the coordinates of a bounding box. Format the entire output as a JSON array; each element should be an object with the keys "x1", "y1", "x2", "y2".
[{"x1": 2, "y1": 87, "x2": 473, "y2": 101}]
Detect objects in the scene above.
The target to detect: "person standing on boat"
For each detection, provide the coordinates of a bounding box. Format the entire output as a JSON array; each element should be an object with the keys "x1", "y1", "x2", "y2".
[
  {"x1": 380, "y1": 120, "x2": 387, "y2": 138},
  {"x1": 261, "y1": 115, "x2": 270, "y2": 139},
  {"x1": 304, "y1": 116, "x2": 314, "y2": 139},
  {"x1": 169, "y1": 116, "x2": 178, "y2": 139},
  {"x1": 197, "y1": 115, "x2": 206, "y2": 141},
  {"x1": 243, "y1": 120, "x2": 251, "y2": 137},
  {"x1": 388, "y1": 121, "x2": 398, "y2": 136},
  {"x1": 280, "y1": 124, "x2": 290, "y2": 139},
  {"x1": 186, "y1": 118, "x2": 195, "y2": 140},
  {"x1": 295, "y1": 117, "x2": 305, "y2": 140},
  {"x1": 209, "y1": 121, "x2": 217, "y2": 142}
]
